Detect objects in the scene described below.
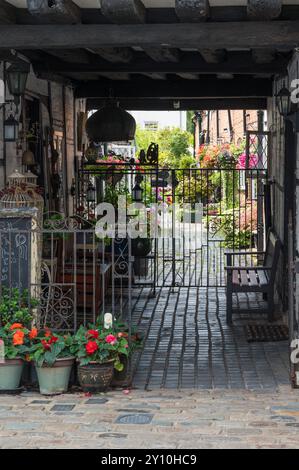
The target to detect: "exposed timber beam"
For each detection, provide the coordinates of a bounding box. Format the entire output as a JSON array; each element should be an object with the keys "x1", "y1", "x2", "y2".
[
  {"x1": 32, "y1": 51, "x2": 288, "y2": 75},
  {"x1": 26, "y1": 0, "x2": 81, "y2": 24},
  {"x1": 199, "y1": 49, "x2": 226, "y2": 64},
  {"x1": 90, "y1": 47, "x2": 133, "y2": 63},
  {"x1": 101, "y1": 0, "x2": 181, "y2": 64},
  {"x1": 86, "y1": 97, "x2": 267, "y2": 112},
  {"x1": 252, "y1": 49, "x2": 276, "y2": 64},
  {"x1": 143, "y1": 47, "x2": 180, "y2": 63},
  {"x1": 247, "y1": 0, "x2": 282, "y2": 20},
  {"x1": 75, "y1": 77, "x2": 272, "y2": 99},
  {"x1": 176, "y1": 73, "x2": 199, "y2": 80},
  {"x1": 142, "y1": 73, "x2": 167, "y2": 80},
  {"x1": 101, "y1": 0, "x2": 146, "y2": 24},
  {"x1": 44, "y1": 48, "x2": 91, "y2": 64},
  {"x1": 98, "y1": 72, "x2": 130, "y2": 80},
  {"x1": 0, "y1": 0, "x2": 16, "y2": 24},
  {"x1": 175, "y1": 0, "x2": 210, "y2": 22},
  {"x1": 1, "y1": 22, "x2": 298, "y2": 49}
]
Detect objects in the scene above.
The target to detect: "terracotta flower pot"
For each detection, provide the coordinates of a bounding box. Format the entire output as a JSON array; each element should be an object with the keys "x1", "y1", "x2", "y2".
[
  {"x1": 77, "y1": 361, "x2": 114, "y2": 393},
  {"x1": 0, "y1": 358, "x2": 24, "y2": 391},
  {"x1": 35, "y1": 357, "x2": 74, "y2": 396}
]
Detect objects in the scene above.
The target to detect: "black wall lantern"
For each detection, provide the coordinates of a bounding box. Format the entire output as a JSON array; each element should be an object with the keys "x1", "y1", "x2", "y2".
[
  {"x1": 276, "y1": 86, "x2": 299, "y2": 131},
  {"x1": 86, "y1": 182, "x2": 96, "y2": 203},
  {"x1": 4, "y1": 114, "x2": 19, "y2": 142},
  {"x1": 132, "y1": 182, "x2": 143, "y2": 203},
  {"x1": 6, "y1": 61, "x2": 30, "y2": 107}
]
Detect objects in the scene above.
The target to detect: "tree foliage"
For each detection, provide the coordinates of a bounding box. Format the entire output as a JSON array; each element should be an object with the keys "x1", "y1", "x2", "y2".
[{"x1": 135, "y1": 125, "x2": 194, "y2": 168}]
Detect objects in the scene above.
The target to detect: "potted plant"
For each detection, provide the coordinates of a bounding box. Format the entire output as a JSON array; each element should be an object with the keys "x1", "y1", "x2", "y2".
[
  {"x1": 110, "y1": 324, "x2": 143, "y2": 388},
  {"x1": 0, "y1": 323, "x2": 31, "y2": 391},
  {"x1": 29, "y1": 329, "x2": 74, "y2": 395},
  {"x1": 71, "y1": 325, "x2": 129, "y2": 393},
  {"x1": 0, "y1": 288, "x2": 37, "y2": 328}
]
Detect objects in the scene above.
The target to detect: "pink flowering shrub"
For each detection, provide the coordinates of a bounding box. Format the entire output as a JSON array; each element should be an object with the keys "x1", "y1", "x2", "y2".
[{"x1": 237, "y1": 153, "x2": 258, "y2": 169}]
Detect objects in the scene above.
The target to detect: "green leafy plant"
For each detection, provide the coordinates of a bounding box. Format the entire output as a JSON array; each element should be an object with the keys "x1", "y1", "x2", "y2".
[
  {"x1": 0, "y1": 323, "x2": 31, "y2": 360},
  {"x1": 28, "y1": 329, "x2": 73, "y2": 367},
  {"x1": 71, "y1": 324, "x2": 129, "y2": 371},
  {"x1": 211, "y1": 210, "x2": 252, "y2": 249},
  {"x1": 0, "y1": 288, "x2": 38, "y2": 327},
  {"x1": 96, "y1": 317, "x2": 143, "y2": 354}
]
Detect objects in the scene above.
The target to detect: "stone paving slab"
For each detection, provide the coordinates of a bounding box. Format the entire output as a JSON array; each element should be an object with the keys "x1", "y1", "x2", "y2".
[
  {"x1": 132, "y1": 287, "x2": 290, "y2": 390},
  {"x1": 0, "y1": 386, "x2": 298, "y2": 449}
]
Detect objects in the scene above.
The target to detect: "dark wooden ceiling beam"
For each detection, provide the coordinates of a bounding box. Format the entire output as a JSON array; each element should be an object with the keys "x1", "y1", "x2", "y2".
[
  {"x1": 176, "y1": 73, "x2": 199, "y2": 80},
  {"x1": 32, "y1": 51, "x2": 287, "y2": 75},
  {"x1": 252, "y1": 49, "x2": 276, "y2": 64},
  {"x1": 2, "y1": 22, "x2": 298, "y2": 49},
  {"x1": 76, "y1": 77, "x2": 272, "y2": 99},
  {"x1": 101, "y1": 0, "x2": 146, "y2": 24},
  {"x1": 142, "y1": 73, "x2": 167, "y2": 80},
  {"x1": 199, "y1": 49, "x2": 226, "y2": 64},
  {"x1": 90, "y1": 47, "x2": 133, "y2": 63},
  {"x1": 101, "y1": 1, "x2": 181, "y2": 64},
  {"x1": 143, "y1": 47, "x2": 180, "y2": 63},
  {"x1": 0, "y1": 0, "x2": 16, "y2": 24},
  {"x1": 26, "y1": 0, "x2": 81, "y2": 24},
  {"x1": 175, "y1": 0, "x2": 210, "y2": 22},
  {"x1": 86, "y1": 97, "x2": 267, "y2": 111},
  {"x1": 247, "y1": 0, "x2": 282, "y2": 20},
  {"x1": 44, "y1": 48, "x2": 92, "y2": 64}
]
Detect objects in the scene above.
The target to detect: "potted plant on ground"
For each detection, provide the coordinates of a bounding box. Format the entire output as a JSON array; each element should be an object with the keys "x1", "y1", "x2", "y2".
[
  {"x1": 0, "y1": 323, "x2": 31, "y2": 391},
  {"x1": 29, "y1": 329, "x2": 74, "y2": 395},
  {"x1": 71, "y1": 325, "x2": 129, "y2": 393},
  {"x1": 110, "y1": 324, "x2": 143, "y2": 388}
]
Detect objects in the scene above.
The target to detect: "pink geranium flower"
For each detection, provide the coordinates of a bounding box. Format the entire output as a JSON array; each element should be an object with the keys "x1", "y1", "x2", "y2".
[{"x1": 105, "y1": 334, "x2": 117, "y2": 345}]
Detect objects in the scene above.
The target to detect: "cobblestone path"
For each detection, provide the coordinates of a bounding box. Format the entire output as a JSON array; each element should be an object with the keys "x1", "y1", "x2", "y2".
[{"x1": 0, "y1": 387, "x2": 298, "y2": 449}]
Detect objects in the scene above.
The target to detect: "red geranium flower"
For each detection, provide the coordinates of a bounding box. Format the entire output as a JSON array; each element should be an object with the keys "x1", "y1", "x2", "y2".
[
  {"x1": 41, "y1": 340, "x2": 51, "y2": 351},
  {"x1": 85, "y1": 341, "x2": 98, "y2": 355},
  {"x1": 49, "y1": 336, "x2": 58, "y2": 344},
  {"x1": 87, "y1": 330, "x2": 99, "y2": 340}
]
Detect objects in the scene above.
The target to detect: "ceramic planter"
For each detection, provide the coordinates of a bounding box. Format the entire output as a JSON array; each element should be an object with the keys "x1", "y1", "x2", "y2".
[
  {"x1": 77, "y1": 361, "x2": 114, "y2": 393},
  {"x1": 0, "y1": 358, "x2": 24, "y2": 391},
  {"x1": 111, "y1": 355, "x2": 132, "y2": 388},
  {"x1": 35, "y1": 357, "x2": 74, "y2": 395}
]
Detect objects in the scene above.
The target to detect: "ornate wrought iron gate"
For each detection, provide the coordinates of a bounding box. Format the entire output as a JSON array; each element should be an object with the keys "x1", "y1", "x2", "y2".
[{"x1": 150, "y1": 167, "x2": 267, "y2": 288}]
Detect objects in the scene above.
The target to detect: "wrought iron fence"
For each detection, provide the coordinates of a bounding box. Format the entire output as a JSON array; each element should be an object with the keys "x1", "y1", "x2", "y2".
[
  {"x1": 0, "y1": 164, "x2": 268, "y2": 332},
  {"x1": 0, "y1": 216, "x2": 132, "y2": 333}
]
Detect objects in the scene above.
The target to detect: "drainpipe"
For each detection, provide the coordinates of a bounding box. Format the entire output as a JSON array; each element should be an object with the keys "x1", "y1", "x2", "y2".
[
  {"x1": 228, "y1": 110, "x2": 233, "y2": 143},
  {"x1": 206, "y1": 111, "x2": 210, "y2": 144},
  {"x1": 2, "y1": 62, "x2": 7, "y2": 185},
  {"x1": 257, "y1": 110, "x2": 265, "y2": 254},
  {"x1": 243, "y1": 109, "x2": 247, "y2": 137}
]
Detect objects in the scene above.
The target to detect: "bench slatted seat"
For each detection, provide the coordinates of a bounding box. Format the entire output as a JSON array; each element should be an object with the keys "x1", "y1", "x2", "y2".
[{"x1": 225, "y1": 229, "x2": 281, "y2": 325}]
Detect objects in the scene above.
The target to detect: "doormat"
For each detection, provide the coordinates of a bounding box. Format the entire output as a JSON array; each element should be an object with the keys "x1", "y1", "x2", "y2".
[{"x1": 245, "y1": 324, "x2": 289, "y2": 342}]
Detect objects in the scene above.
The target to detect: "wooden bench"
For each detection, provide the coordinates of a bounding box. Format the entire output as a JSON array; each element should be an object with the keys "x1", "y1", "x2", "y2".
[{"x1": 225, "y1": 229, "x2": 281, "y2": 325}]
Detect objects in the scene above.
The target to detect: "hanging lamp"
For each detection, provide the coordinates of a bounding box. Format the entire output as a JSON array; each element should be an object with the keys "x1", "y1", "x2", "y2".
[{"x1": 86, "y1": 102, "x2": 136, "y2": 143}]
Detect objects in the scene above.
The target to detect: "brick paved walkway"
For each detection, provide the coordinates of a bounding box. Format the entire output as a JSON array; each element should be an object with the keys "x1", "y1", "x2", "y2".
[
  {"x1": 132, "y1": 287, "x2": 290, "y2": 390},
  {"x1": 0, "y1": 387, "x2": 298, "y2": 448}
]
